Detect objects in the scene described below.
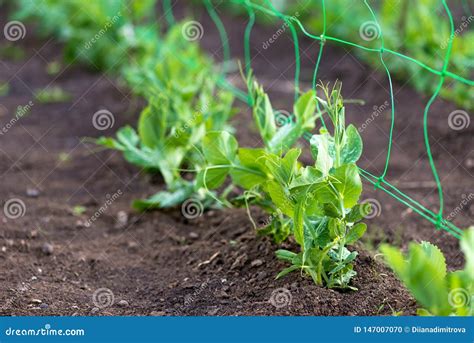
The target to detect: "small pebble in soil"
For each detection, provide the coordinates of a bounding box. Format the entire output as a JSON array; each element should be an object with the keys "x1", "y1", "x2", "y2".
[
  {"x1": 39, "y1": 303, "x2": 48, "y2": 309},
  {"x1": 115, "y1": 211, "x2": 128, "y2": 229},
  {"x1": 250, "y1": 259, "x2": 263, "y2": 267},
  {"x1": 75, "y1": 220, "x2": 87, "y2": 229},
  {"x1": 219, "y1": 290, "x2": 230, "y2": 299},
  {"x1": 91, "y1": 307, "x2": 100, "y2": 314},
  {"x1": 150, "y1": 311, "x2": 166, "y2": 316},
  {"x1": 117, "y1": 300, "x2": 129, "y2": 307},
  {"x1": 189, "y1": 232, "x2": 199, "y2": 239},
  {"x1": 41, "y1": 243, "x2": 54, "y2": 255},
  {"x1": 207, "y1": 307, "x2": 219, "y2": 315},
  {"x1": 30, "y1": 299, "x2": 42, "y2": 304},
  {"x1": 26, "y1": 188, "x2": 40, "y2": 198},
  {"x1": 28, "y1": 230, "x2": 38, "y2": 239},
  {"x1": 127, "y1": 241, "x2": 139, "y2": 253}
]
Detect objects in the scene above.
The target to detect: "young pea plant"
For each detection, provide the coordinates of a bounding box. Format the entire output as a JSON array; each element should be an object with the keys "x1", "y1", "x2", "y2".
[
  {"x1": 275, "y1": 82, "x2": 366, "y2": 289},
  {"x1": 13, "y1": 0, "x2": 159, "y2": 70},
  {"x1": 199, "y1": 76, "x2": 367, "y2": 289},
  {"x1": 198, "y1": 72, "x2": 320, "y2": 243},
  {"x1": 97, "y1": 23, "x2": 235, "y2": 210},
  {"x1": 380, "y1": 227, "x2": 474, "y2": 316},
  {"x1": 35, "y1": 86, "x2": 72, "y2": 104}
]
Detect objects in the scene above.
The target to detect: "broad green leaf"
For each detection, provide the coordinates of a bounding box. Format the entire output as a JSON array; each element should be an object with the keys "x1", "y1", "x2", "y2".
[
  {"x1": 346, "y1": 204, "x2": 365, "y2": 223},
  {"x1": 266, "y1": 180, "x2": 294, "y2": 217},
  {"x1": 381, "y1": 242, "x2": 451, "y2": 315},
  {"x1": 418, "y1": 241, "x2": 447, "y2": 279},
  {"x1": 264, "y1": 149, "x2": 301, "y2": 185},
  {"x1": 307, "y1": 217, "x2": 331, "y2": 248},
  {"x1": 229, "y1": 148, "x2": 269, "y2": 189},
  {"x1": 289, "y1": 166, "x2": 323, "y2": 189},
  {"x1": 202, "y1": 131, "x2": 238, "y2": 165},
  {"x1": 197, "y1": 166, "x2": 229, "y2": 190},
  {"x1": 293, "y1": 90, "x2": 317, "y2": 130},
  {"x1": 345, "y1": 222, "x2": 367, "y2": 244},
  {"x1": 341, "y1": 124, "x2": 363, "y2": 164},
  {"x1": 268, "y1": 122, "x2": 301, "y2": 154},
  {"x1": 236, "y1": 148, "x2": 268, "y2": 171},
  {"x1": 331, "y1": 163, "x2": 362, "y2": 209},
  {"x1": 310, "y1": 133, "x2": 333, "y2": 175},
  {"x1": 138, "y1": 96, "x2": 167, "y2": 148}
]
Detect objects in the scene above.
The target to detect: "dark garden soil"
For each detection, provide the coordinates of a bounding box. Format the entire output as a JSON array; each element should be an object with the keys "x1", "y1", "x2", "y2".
[{"x1": 0, "y1": 2, "x2": 472, "y2": 316}]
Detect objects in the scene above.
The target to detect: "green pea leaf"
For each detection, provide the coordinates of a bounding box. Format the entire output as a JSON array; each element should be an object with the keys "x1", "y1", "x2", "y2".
[
  {"x1": 331, "y1": 163, "x2": 362, "y2": 209},
  {"x1": 293, "y1": 90, "x2": 317, "y2": 130},
  {"x1": 345, "y1": 222, "x2": 367, "y2": 244},
  {"x1": 310, "y1": 133, "x2": 333, "y2": 175},
  {"x1": 341, "y1": 124, "x2": 363, "y2": 164},
  {"x1": 202, "y1": 131, "x2": 238, "y2": 165},
  {"x1": 266, "y1": 180, "x2": 294, "y2": 217},
  {"x1": 138, "y1": 96, "x2": 167, "y2": 148},
  {"x1": 230, "y1": 148, "x2": 269, "y2": 189}
]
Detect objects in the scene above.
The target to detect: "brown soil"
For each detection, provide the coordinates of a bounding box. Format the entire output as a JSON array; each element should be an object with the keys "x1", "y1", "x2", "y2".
[{"x1": 0, "y1": 2, "x2": 471, "y2": 316}]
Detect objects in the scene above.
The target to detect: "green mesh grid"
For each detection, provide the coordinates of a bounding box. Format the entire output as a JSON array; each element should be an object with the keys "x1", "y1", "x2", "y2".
[{"x1": 163, "y1": 0, "x2": 473, "y2": 239}]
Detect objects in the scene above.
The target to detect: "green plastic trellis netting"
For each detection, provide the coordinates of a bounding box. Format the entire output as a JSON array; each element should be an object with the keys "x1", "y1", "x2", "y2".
[{"x1": 163, "y1": 0, "x2": 473, "y2": 239}]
